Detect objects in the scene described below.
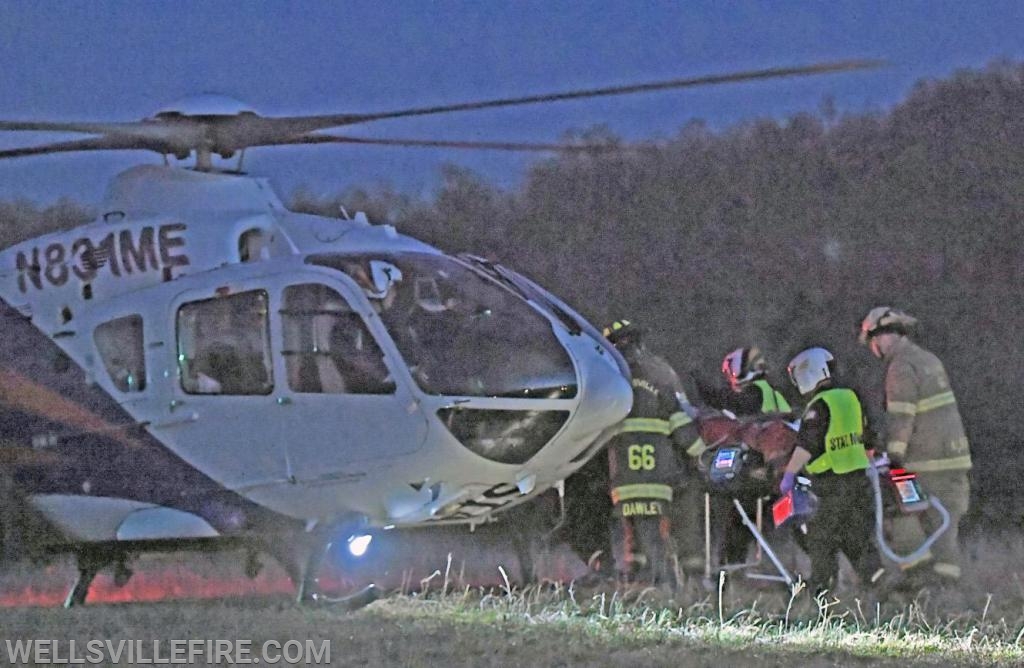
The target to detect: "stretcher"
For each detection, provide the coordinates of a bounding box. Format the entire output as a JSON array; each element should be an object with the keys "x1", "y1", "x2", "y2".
[{"x1": 694, "y1": 411, "x2": 950, "y2": 589}]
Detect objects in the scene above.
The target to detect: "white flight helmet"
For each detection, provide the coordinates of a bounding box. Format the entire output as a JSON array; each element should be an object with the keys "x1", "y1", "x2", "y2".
[
  {"x1": 787, "y1": 347, "x2": 835, "y2": 396},
  {"x1": 367, "y1": 260, "x2": 403, "y2": 299}
]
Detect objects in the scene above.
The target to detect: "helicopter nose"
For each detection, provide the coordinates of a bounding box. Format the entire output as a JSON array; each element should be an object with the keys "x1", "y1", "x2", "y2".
[{"x1": 564, "y1": 334, "x2": 633, "y2": 442}]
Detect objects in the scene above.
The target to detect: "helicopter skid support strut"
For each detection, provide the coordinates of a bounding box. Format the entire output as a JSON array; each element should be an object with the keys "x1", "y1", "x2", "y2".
[
  {"x1": 65, "y1": 554, "x2": 105, "y2": 608},
  {"x1": 295, "y1": 526, "x2": 330, "y2": 604},
  {"x1": 274, "y1": 519, "x2": 376, "y2": 608},
  {"x1": 257, "y1": 527, "x2": 333, "y2": 604},
  {"x1": 64, "y1": 549, "x2": 132, "y2": 608}
]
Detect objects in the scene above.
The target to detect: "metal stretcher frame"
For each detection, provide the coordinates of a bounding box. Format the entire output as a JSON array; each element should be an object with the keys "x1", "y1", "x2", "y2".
[
  {"x1": 702, "y1": 465, "x2": 952, "y2": 590},
  {"x1": 703, "y1": 492, "x2": 795, "y2": 587}
]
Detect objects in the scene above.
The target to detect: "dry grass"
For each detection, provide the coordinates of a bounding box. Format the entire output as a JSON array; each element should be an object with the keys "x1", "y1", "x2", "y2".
[
  {"x1": 0, "y1": 580, "x2": 1020, "y2": 667},
  {"x1": 0, "y1": 532, "x2": 1022, "y2": 666}
]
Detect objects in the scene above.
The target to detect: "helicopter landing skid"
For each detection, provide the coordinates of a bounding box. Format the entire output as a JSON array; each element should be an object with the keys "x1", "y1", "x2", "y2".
[{"x1": 313, "y1": 584, "x2": 380, "y2": 611}]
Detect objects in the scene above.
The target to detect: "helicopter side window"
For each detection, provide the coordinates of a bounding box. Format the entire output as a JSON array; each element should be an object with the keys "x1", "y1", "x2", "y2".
[
  {"x1": 177, "y1": 290, "x2": 273, "y2": 395},
  {"x1": 281, "y1": 284, "x2": 395, "y2": 395},
  {"x1": 238, "y1": 228, "x2": 269, "y2": 263},
  {"x1": 94, "y1": 314, "x2": 146, "y2": 393}
]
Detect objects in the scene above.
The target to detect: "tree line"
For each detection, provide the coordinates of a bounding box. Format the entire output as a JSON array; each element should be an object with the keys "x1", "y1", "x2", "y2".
[{"x1": 3, "y1": 61, "x2": 1022, "y2": 526}]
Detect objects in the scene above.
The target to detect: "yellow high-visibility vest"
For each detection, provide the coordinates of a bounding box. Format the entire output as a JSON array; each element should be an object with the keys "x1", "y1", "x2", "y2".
[{"x1": 804, "y1": 388, "x2": 870, "y2": 475}]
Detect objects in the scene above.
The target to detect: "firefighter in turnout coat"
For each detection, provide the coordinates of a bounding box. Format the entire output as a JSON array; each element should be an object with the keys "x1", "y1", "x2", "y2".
[
  {"x1": 603, "y1": 320, "x2": 699, "y2": 585},
  {"x1": 860, "y1": 307, "x2": 972, "y2": 586}
]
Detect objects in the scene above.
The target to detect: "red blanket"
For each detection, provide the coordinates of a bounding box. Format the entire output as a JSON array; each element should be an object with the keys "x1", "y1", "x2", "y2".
[{"x1": 696, "y1": 412, "x2": 798, "y2": 468}]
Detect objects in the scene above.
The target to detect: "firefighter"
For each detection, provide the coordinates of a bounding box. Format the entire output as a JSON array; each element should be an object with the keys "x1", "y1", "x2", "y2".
[
  {"x1": 711, "y1": 347, "x2": 794, "y2": 568},
  {"x1": 781, "y1": 347, "x2": 885, "y2": 595},
  {"x1": 602, "y1": 319, "x2": 701, "y2": 585},
  {"x1": 859, "y1": 306, "x2": 972, "y2": 588}
]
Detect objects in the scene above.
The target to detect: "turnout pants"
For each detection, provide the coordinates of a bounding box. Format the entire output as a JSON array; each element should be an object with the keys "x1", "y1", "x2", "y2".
[
  {"x1": 803, "y1": 471, "x2": 882, "y2": 594},
  {"x1": 669, "y1": 477, "x2": 706, "y2": 573},
  {"x1": 615, "y1": 513, "x2": 674, "y2": 585},
  {"x1": 891, "y1": 469, "x2": 970, "y2": 582}
]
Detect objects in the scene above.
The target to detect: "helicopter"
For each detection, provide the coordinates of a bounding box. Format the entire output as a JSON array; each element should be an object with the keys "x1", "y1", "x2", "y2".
[{"x1": 0, "y1": 60, "x2": 877, "y2": 607}]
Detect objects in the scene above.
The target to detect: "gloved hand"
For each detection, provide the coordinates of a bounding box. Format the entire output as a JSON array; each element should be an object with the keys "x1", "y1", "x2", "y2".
[{"x1": 779, "y1": 471, "x2": 796, "y2": 495}]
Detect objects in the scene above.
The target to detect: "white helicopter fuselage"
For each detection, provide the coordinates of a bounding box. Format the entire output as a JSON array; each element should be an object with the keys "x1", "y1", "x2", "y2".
[{"x1": 0, "y1": 165, "x2": 631, "y2": 549}]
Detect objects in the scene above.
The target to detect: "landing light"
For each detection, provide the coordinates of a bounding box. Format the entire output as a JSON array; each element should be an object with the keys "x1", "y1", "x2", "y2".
[{"x1": 347, "y1": 534, "x2": 372, "y2": 557}]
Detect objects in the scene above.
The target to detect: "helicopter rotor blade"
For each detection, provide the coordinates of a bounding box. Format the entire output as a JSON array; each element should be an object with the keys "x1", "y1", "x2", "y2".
[
  {"x1": 0, "y1": 59, "x2": 883, "y2": 160},
  {"x1": 0, "y1": 120, "x2": 185, "y2": 143},
  {"x1": 0, "y1": 120, "x2": 149, "y2": 134},
  {"x1": 267, "y1": 59, "x2": 885, "y2": 134},
  {"x1": 251, "y1": 134, "x2": 619, "y2": 153},
  {"x1": 0, "y1": 135, "x2": 171, "y2": 160}
]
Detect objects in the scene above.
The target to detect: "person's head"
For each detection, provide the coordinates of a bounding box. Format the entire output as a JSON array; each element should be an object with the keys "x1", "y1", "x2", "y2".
[
  {"x1": 787, "y1": 347, "x2": 837, "y2": 396},
  {"x1": 858, "y1": 306, "x2": 917, "y2": 359},
  {"x1": 721, "y1": 347, "x2": 767, "y2": 392},
  {"x1": 603, "y1": 319, "x2": 644, "y2": 353}
]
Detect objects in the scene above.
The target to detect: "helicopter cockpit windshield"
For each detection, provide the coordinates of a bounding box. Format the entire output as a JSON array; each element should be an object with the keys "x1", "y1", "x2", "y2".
[{"x1": 308, "y1": 253, "x2": 577, "y2": 399}]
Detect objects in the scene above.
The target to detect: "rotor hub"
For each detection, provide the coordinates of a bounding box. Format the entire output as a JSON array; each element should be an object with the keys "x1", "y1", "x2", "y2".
[{"x1": 153, "y1": 94, "x2": 259, "y2": 120}]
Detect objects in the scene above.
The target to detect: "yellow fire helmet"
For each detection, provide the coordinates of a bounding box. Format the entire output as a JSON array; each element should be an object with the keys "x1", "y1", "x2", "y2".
[
  {"x1": 858, "y1": 306, "x2": 918, "y2": 345},
  {"x1": 602, "y1": 319, "x2": 640, "y2": 345}
]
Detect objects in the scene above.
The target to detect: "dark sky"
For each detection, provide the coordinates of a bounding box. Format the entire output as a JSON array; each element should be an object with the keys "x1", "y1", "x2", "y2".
[{"x1": 1, "y1": 0, "x2": 1022, "y2": 204}]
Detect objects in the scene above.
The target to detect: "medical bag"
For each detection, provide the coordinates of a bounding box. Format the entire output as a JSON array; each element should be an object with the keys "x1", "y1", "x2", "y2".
[
  {"x1": 882, "y1": 467, "x2": 930, "y2": 514},
  {"x1": 771, "y1": 478, "x2": 819, "y2": 528}
]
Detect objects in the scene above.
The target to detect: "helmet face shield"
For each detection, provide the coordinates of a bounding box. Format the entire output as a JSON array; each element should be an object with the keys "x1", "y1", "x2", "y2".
[{"x1": 722, "y1": 350, "x2": 740, "y2": 382}]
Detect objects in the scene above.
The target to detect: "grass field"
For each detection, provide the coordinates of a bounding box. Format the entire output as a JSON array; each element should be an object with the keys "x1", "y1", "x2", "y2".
[
  {"x1": 1, "y1": 532, "x2": 1023, "y2": 666},
  {"x1": 0, "y1": 581, "x2": 1021, "y2": 667}
]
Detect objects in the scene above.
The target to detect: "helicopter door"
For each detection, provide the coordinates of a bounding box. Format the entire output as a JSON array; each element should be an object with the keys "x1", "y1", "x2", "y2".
[
  {"x1": 274, "y1": 280, "x2": 428, "y2": 482},
  {"x1": 156, "y1": 287, "x2": 287, "y2": 491}
]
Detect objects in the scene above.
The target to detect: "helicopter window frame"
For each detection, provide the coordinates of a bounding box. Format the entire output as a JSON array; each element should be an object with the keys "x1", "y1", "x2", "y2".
[
  {"x1": 279, "y1": 283, "x2": 396, "y2": 396},
  {"x1": 176, "y1": 289, "x2": 274, "y2": 396},
  {"x1": 93, "y1": 314, "x2": 147, "y2": 393}
]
